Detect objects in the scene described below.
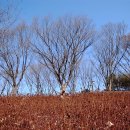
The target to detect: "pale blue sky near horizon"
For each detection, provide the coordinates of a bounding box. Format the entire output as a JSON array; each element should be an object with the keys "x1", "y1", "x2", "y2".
[{"x1": 18, "y1": 0, "x2": 130, "y2": 29}]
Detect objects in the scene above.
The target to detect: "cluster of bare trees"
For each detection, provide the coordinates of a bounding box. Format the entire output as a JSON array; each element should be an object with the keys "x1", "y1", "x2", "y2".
[
  {"x1": 0, "y1": 3, "x2": 130, "y2": 95},
  {"x1": 93, "y1": 23, "x2": 129, "y2": 91}
]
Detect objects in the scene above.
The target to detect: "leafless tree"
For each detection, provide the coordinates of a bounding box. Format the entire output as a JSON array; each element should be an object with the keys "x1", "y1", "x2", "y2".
[
  {"x1": 32, "y1": 16, "x2": 95, "y2": 95},
  {"x1": 80, "y1": 61, "x2": 96, "y2": 92},
  {"x1": 26, "y1": 63, "x2": 44, "y2": 95},
  {"x1": 25, "y1": 61, "x2": 58, "y2": 95},
  {"x1": 93, "y1": 22, "x2": 128, "y2": 91},
  {"x1": 0, "y1": 0, "x2": 21, "y2": 94},
  {"x1": 42, "y1": 69, "x2": 58, "y2": 95},
  {"x1": 0, "y1": 23, "x2": 31, "y2": 95},
  {"x1": 119, "y1": 34, "x2": 130, "y2": 76}
]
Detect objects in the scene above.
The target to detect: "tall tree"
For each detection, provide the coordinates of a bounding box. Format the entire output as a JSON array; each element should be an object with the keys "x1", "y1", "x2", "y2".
[
  {"x1": 94, "y1": 23, "x2": 127, "y2": 91},
  {"x1": 32, "y1": 16, "x2": 95, "y2": 95},
  {"x1": 0, "y1": 0, "x2": 20, "y2": 94},
  {"x1": 119, "y1": 34, "x2": 130, "y2": 75},
  {"x1": 0, "y1": 23, "x2": 30, "y2": 95}
]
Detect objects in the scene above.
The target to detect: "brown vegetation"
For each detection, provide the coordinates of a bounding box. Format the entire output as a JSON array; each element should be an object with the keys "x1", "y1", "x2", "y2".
[{"x1": 0, "y1": 92, "x2": 129, "y2": 130}]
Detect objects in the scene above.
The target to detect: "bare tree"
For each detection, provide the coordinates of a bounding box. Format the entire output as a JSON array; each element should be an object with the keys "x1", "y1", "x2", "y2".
[
  {"x1": 119, "y1": 34, "x2": 130, "y2": 75},
  {"x1": 93, "y1": 22, "x2": 128, "y2": 91},
  {"x1": 32, "y1": 16, "x2": 95, "y2": 95},
  {"x1": 0, "y1": 0, "x2": 21, "y2": 95},
  {"x1": 80, "y1": 61, "x2": 96, "y2": 92},
  {"x1": 25, "y1": 60, "x2": 58, "y2": 95},
  {"x1": 0, "y1": 23, "x2": 30, "y2": 95},
  {"x1": 42, "y1": 69, "x2": 58, "y2": 95},
  {"x1": 26, "y1": 63, "x2": 44, "y2": 95}
]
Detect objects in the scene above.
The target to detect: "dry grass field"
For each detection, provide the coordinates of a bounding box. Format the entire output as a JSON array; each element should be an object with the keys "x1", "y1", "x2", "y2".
[{"x1": 0, "y1": 92, "x2": 129, "y2": 130}]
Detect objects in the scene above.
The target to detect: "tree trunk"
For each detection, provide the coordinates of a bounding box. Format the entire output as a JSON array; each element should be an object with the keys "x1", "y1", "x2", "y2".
[
  {"x1": 11, "y1": 85, "x2": 18, "y2": 95},
  {"x1": 108, "y1": 78, "x2": 112, "y2": 91},
  {"x1": 60, "y1": 83, "x2": 67, "y2": 95}
]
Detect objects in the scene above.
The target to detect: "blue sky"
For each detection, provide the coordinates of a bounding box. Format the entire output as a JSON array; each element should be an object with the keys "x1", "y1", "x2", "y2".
[
  {"x1": 18, "y1": 0, "x2": 130, "y2": 29},
  {"x1": 1, "y1": 0, "x2": 130, "y2": 29},
  {"x1": 0, "y1": 0, "x2": 130, "y2": 92}
]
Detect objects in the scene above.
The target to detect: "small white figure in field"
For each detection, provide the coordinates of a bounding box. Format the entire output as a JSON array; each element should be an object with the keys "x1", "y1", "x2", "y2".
[
  {"x1": 106, "y1": 121, "x2": 114, "y2": 127},
  {"x1": 60, "y1": 95, "x2": 64, "y2": 99}
]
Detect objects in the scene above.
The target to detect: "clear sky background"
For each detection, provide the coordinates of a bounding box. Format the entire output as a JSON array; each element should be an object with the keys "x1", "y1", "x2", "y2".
[
  {"x1": 0, "y1": 0, "x2": 130, "y2": 92},
  {"x1": 17, "y1": 0, "x2": 130, "y2": 29},
  {"x1": 1, "y1": 0, "x2": 130, "y2": 29}
]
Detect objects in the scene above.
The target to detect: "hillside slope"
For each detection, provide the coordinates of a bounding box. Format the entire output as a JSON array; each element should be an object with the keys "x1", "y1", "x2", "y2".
[{"x1": 0, "y1": 92, "x2": 129, "y2": 130}]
